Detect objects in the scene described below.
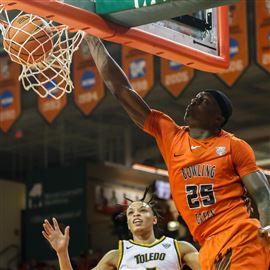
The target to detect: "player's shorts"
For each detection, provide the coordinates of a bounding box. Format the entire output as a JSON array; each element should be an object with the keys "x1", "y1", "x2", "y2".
[{"x1": 199, "y1": 218, "x2": 270, "y2": 270}]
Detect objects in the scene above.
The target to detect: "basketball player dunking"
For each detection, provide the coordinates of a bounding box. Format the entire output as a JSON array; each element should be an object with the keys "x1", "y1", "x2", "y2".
[{"x1": 83, "y1": 35, "x2": 270, "y2": 269}]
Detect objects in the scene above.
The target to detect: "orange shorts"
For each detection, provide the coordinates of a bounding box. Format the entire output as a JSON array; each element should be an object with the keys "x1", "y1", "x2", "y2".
[{"x1": 199, "y1": 219, "x2": 270, "y2": 270}]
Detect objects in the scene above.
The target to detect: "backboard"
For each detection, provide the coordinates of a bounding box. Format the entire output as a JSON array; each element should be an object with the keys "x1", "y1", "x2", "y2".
[{"x1": 0, "y1": 0, "x2": 236, "y2": 72}]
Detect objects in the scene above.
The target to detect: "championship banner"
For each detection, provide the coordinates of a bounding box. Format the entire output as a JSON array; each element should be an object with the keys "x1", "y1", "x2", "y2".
[
  {"x1": 38, "y1": 81, "x2": 67, "y2": 123},
  {"x1": 122, "y1": 46, "x2": 154, "y2": 98},
  {"x1": 216, "y1": 0, "x2": 248, "y2": 87},
  {"x1": 255, "y1": 0, "x2": 270, "y2": 73},
  {"x1": 0, "y1": 57, "x2": 21, "y2": 133},
  {"x1": 160, "y1": 59, "x2": 194, "y2": 97},
  {"x1": 73, "y1": 41, "x2": 105, "y2": 115}
]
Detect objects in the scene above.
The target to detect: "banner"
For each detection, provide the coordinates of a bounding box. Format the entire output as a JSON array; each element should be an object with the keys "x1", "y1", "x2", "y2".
[
  {"x1": 160, "y1": 59, "x2": 194, "y2": 97},
  {"x1": 24, "y1": 164, "x2": 87, "y2": 261},
  {"x1": 73, "y1": 41, "x2": 105, "y2": 115},
  {"x1": 216, "y1": 0, "x2": 248, "y2": 86},
  {"x1": 122, "y1": 46, "x2": 154, "y2": 98},
  {"x1": 38, "y1": 80, "x2": 67, "y2": 123},
  {"x1": 0, "y1": 57, "x2": 21, "y2": 132},
  {"x1": 255, "y1": 0, "x2": 270, "y2": 73}
]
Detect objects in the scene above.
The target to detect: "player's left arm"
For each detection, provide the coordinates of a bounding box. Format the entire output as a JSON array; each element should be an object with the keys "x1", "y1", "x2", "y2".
[
  {"x1": 177, "y1": 241, "x2": 201, "y2": 270},
  {"x1": 241, "y1": 171, "x2": 270, "y2": 246},
  {"x1": 231, "y1": 138, "x2": 270, "y2": 246}
]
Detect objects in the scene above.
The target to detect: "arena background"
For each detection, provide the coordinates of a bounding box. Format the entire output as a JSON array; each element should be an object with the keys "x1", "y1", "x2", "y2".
[{"x1": 0, "y1": 1, "x2": 269, "y2": 270}]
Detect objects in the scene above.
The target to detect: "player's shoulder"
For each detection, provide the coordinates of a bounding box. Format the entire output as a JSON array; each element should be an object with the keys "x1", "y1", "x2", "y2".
[
  {"x1": 150, "y1": 109, "x2": 182, "y2": 127},
  {"x1": 92, "y1": 249, "x2": 119, "y2": 270},
  {"x1": 104, "y1": 249, "x2": 119, "y2": 258},
  {"x1": 149, "y1": 109, "x2": 172, "y2": 122},
  {"x1": 162, "y1": 237, "x2": 197, "y2": 253},
  {"x1": 105, "y1": 249, "x2": 119, "y2": 255},
  {"x1": 220, "y1": 130, "x2": 250, "y2": 146},
  {"x1": 162, "y1": 236, "x2": 176, "y2": 242},
  {"x1": 221, "y1": 129, "x2": 244, "y2": 141},
  {"x1": 102, "y1": 249, "x2": 119, "y2": 263},
  {"x1": 228, "y1": 133, "x2": 252, "y2": 149},
  {"x1": 158, "y1": 236, "x2": 174, "y2": 245},
  {"x1": 220, "y1": 129, "x2": 235, "y2": 139},
  {"x1": 176, "y1": 240, "x2": 198, "y2": 255}
]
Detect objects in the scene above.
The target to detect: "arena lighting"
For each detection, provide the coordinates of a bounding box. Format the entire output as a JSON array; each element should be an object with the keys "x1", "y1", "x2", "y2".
[
  {"x1": 132, "y1": 163, "x2": 168, "y2": 176},
  {"x1": 167, "y1": 221, "x2": 180, "y2": 232}
]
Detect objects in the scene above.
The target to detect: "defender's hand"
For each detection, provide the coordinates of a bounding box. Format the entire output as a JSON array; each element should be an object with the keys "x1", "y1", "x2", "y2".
[{"x1": 42, "y1": 217, "x2": 70, "y2": 254}]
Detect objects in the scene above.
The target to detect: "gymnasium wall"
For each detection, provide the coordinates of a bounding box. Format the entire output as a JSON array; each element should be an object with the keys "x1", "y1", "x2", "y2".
[
  {"x1": 23, "y1": 163, "x2": 87, "y2": 261},
  {"x1": 0, "y1": 180, "x2": 25, "y2": 269}
]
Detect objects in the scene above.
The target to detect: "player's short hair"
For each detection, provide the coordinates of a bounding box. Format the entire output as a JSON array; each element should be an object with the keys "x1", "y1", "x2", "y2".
[{"x1": 205, "y1": 89, "x2": 233, "y2": 127}]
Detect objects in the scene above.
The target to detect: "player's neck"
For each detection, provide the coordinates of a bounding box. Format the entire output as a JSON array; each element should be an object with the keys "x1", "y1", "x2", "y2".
[
  {"x1": 189, "y1": 127, "x2": 220, "y2": 139},
  {"x1": 132, "y1": 231, "x2": 156, "y2": 245}
]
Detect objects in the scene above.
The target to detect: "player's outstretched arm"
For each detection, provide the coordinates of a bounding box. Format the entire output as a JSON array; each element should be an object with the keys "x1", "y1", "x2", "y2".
[
  {"x1": 42, "y1": 218, "x2": 73, "y2": 270},
  {"x1": 91, "y1": 249, "x2": 119, "y2": 270},
  {"x1": 84, "y1": 35, "x2": 151, "y2": 129},
  {"x1": 241, "y1": 171, "x2": 270, "y2": 247},
  {"x1": 178, "y1": 241, "x2": 201, "y2": 270}
]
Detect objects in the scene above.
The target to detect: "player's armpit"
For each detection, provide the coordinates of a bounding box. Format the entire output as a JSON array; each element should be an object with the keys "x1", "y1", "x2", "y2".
[{"x1": 91, "y1": 249, "x2": 119, "y2": 270}]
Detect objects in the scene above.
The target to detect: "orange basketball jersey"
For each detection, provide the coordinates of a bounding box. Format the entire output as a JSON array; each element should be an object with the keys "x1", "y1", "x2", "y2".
[{"x1": 144, "y1": 110, "x2": 258, "y2": 244}]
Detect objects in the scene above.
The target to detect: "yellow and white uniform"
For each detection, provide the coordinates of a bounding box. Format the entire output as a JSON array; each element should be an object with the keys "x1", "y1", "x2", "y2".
[{"x1": 117, "y1": 236, "x2": 182, "y2": 270}]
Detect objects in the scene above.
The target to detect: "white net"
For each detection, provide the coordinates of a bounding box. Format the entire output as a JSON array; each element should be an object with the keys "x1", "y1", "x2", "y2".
[{"x1": 0, "y1": 5, "x2": 85, "y2": 99}]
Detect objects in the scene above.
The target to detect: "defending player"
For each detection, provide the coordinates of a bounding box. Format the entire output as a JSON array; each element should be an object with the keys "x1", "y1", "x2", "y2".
[
  {"x1": 42, "y1": 190, "x2": 201, "y2": 270},
  {"x1": 84, "y1": 35, "x2": 270, "y2": 269}
]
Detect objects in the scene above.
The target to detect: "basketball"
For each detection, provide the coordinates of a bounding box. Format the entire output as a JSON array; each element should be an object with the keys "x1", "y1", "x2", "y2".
[{"x1": 3, "y1": 14, "x2": 53, "y2": 65}]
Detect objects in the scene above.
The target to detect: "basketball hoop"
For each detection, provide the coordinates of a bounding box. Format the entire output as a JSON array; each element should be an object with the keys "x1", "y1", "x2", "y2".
[{"x1": 0, "y1": 5, "x2": 85, "y2": 99}]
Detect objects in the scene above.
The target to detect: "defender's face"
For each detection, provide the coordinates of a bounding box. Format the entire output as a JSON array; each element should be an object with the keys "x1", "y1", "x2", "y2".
[
  {"x1": 126, "y1": 201, "x2": 157, "y2": 235},
  {"x1": 184, "y1": 91, "x2": 222, "y2": 129}
]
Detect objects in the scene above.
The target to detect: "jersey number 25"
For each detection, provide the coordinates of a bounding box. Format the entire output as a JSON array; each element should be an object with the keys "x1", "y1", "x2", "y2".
[{"x1": 185, "y1": 184, "x2": 216, "y2": 209}]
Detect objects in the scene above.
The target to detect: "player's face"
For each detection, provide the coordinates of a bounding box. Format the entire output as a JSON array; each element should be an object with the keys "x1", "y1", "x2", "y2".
[
  {"x1": 184, "y1": 91, "x2": 223, "y2": 129},
  {"x1": 126, "y1": 201, "x2": 157, "y2": 235}
]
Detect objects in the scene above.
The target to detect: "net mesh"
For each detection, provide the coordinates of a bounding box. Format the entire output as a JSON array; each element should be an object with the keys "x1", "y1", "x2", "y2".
[{"x1": 0, "y1": 5, "x2": 85, "y2": 99}]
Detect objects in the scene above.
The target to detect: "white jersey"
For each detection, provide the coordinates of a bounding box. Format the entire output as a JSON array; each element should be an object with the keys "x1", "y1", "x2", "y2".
[{"x1": 117, "y1": 236, "x2": 182, "y2": 270}]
